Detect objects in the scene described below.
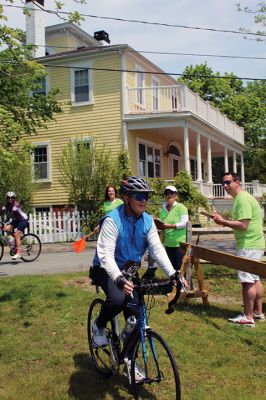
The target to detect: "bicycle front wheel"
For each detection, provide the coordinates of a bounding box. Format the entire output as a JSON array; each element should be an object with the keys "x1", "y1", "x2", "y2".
[
  {"x1": 20, "y1": 233, "x2": 42, "y2": 262},
  {"x1": 87, "y1": 298, "x2": 118, "y2": 377},
  {"x1": 131, "y1": 329, "x2": 181, "y2": 400}
]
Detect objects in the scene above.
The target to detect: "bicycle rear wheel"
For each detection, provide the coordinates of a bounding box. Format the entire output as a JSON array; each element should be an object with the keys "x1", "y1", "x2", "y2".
[
  {"x1": 131, "y1": 329, "x2": 181, "y2": 400},
  {"x1": 0, "y1": 243, "x2": 4, "y2": 261},
  {"x1": 87, "y1": 298, "x2": 119, "y2": 377},
  {"x1": 20, "y1": 233, "x2": 42, "y2": 262}
]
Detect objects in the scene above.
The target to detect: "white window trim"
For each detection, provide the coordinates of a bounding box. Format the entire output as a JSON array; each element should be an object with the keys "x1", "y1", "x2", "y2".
[
  {"x1": 32, "y1": 142, "x2": 51, "y2": 183},
  {"x1": 70, "y1": 61, "x2": 93, "y2": 106},
  {"x1": 136, "y1": 138, "x2": 162, "y2": 178}
]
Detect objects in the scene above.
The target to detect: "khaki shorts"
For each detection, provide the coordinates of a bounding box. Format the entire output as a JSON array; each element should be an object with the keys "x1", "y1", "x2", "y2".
[{"x1": 236, "y1": 249, "x2": 264, "y2": 283}]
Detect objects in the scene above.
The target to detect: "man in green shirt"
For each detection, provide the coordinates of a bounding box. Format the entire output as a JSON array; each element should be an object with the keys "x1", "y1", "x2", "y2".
[{"x1": 214, "y1": 172, "x2": 265, "y2": 327}]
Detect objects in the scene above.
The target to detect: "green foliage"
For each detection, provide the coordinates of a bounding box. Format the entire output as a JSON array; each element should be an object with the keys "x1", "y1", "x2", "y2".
[
  {"x1": 173, "y1": 170, "x2": 209, "y2": 215},
  {"x1": 0, "y1": 142, "x2": 36, "y2": 213},
  {"x1": 58, "y1": 141, "x2": 130, "y2": 229},
  {"x1": 237, "y1": 2, "x2": 266, "y2": 41},
  {"x1": 179, "y1": 63, "x2": 266, "y2": 182},
  {"x1": 117, "y1": 151, "x2": 132, "y2": 179},
  {"x1": 0, "y1": 23, "x2": 61, "y2": 151},
  {"x1": 146, "y1": 171, "x2": 208, "y2": 217}
]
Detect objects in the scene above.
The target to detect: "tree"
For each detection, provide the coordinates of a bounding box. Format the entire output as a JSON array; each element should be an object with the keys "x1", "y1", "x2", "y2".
[
  {"x1": 0, "y1": 142, "x2": 37, "y2": 213},
  {"x1": 179, "y1": 63, "x2": 266, "y2": 182},
  {"x1": 147, "y1": 171, "x2": 208, "y2": 218},
  {"x1": 0, "y1": 24, "x2": 61, "y2": 150},
  {"x1": 0, "y1": 8, "x2": 62, "y2": 207},
  {"x1": 58, "y1": 141, "x2": 131, "y2": 229},
  {"x1": 237, "y1": 2, "x2": 266, "y2": 42}
]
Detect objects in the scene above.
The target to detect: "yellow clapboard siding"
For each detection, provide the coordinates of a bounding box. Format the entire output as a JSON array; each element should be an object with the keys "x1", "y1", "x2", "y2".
[{"x1": 28, "y1": 52, "x2": 124, "y2": 207}]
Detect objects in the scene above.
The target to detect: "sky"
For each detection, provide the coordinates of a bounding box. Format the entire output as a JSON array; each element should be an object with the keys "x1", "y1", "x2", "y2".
[{"x1": 1, "y1": 0, "x2": 265, "y2": 81}]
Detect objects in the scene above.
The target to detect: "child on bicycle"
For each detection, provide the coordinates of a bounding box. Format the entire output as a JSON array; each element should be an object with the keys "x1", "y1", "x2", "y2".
[
  {"x1": 90, "y1": 176, "x2": 181, "y2": 350},
  {"x1": 0, "y1": 191, "x2": 29, "y2": 260}
]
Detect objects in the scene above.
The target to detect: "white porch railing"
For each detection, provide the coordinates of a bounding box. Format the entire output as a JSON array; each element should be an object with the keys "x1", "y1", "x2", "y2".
[
  {"x1": 127, "y1": 84, "x2": 244, "y2": 145},
  {"x1": 28, "y1": 211, "x2": 92, "y2": 243}
]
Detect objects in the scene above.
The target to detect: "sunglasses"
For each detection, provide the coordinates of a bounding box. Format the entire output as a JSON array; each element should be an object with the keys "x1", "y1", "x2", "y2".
[
  {"x1": 222, "y1": 179, "x2": 239, "y2": 186},
  {"x1": 6, "y1": 197, "x2": 15, "y2": 200},
  {"x1": 129, "y1": 192, "x2": 149, "y2": 201},
  {"x1": 164, "y1": 190, "x2": 176, "y2": 196}
]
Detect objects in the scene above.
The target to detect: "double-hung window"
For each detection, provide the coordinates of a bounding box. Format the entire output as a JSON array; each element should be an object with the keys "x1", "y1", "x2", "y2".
[
  {"x1": 33, "y1": 76, "x2": 47, "y2": 97},
  {"x1": 71, "y1": 63, "x2": 92, "y2": 105},
  {"x1": 33, "y1": 143, "x2": 50, "y2": 181},
  {"x1": 138, "y1": 141, "x2": 161, "y2": 178}
]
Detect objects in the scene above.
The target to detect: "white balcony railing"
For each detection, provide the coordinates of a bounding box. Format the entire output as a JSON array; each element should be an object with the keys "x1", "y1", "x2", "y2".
[{"x1": 127, "y1": 84, "x2": 244, "y2": 145}]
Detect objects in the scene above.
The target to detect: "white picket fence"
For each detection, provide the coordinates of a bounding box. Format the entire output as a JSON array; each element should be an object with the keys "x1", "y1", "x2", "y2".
[{"x1": 28, "y1": 211, "x2": 93, "y2": 243}]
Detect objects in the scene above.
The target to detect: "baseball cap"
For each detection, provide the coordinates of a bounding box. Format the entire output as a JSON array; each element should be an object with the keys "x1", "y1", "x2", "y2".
[{"x1": 164, "y1": 185, "x2": 177, "y2": 194}]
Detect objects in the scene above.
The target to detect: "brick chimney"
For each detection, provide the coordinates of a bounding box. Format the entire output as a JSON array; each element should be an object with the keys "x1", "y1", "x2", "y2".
[{"x1": 25, "y1": 0, "x2": 45, "y2": 58}]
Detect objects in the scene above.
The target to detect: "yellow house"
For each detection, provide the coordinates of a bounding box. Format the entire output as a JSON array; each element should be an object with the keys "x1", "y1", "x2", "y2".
[{"x1": 25, "y1": 2, "x2": 248, "y2": 212}]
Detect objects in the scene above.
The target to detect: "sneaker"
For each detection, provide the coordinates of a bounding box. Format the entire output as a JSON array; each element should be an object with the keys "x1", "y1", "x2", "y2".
[
  {"x1": 253, "y1": 313, "x2": 265, "y2": 321},
  {"x1": 92, "y1": 320, "x2": 108, "y2": 346},
  {"x1": 124, "y1": 359, "x2": 145, "y2": 384},
  {"x1": 228, "y1": 314, "x2": 255, "y2": 327},
  {"x1": 12, "y1": 254, "x2": 21, "y2": 260}
]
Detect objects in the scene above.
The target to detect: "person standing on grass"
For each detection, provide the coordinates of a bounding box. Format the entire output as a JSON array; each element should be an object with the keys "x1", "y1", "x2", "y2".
[
  {"x1": 159, "y1": 186, "x2": 189, "y2": 271},
  {"x1": 213, "y1": 172, "x2": 265, "y2": 327}
]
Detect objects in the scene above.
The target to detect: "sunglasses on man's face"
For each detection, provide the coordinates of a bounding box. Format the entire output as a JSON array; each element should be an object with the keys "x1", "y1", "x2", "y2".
[
  {"x1": 164, "y1": 190, "x2": 176, "y2": 196},
  {"x1": 222, "y1": 179, "x2": 239, "y2": 186},
  {"x1": 129, "y1": 192, "x2": 149, "y2": 201}
]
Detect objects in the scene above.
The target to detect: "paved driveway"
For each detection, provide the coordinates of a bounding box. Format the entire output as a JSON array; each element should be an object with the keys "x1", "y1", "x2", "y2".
[
  {"x1": 0, "y1": 242, "x2": 96, "y2": 277},
  {"x1": 0, "y1": 236, "x2": 239, "y2": 278}
]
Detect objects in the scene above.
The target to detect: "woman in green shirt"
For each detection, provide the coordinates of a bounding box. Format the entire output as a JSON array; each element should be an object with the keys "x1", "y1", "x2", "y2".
[
  {"x1": 159, "y1": 186, "x2": 188, "y2": 271},
  {"x1": 93, "y1": 186, "x2": 123, "y2": 234},
  {"x1": 103, "y1": 186, "x2": 123, "y2": 214}
]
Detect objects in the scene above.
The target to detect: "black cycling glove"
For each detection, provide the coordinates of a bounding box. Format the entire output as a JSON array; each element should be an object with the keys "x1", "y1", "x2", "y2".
[{"x1": 116, "y1": 275, "x2": 128, "y2": 290}]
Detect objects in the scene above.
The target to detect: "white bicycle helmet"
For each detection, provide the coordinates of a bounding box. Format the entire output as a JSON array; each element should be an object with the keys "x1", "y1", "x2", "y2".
[
  {"x1": 6, "y1": 191, "x2": 16, "y2": 198},
  {"x1": 120, "y1": 176, "x2": 154, "y2": 194}
]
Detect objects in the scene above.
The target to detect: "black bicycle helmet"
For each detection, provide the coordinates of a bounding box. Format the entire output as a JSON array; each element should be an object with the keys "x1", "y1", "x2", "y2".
[{"x1": 120, "y1": 176, "x2": 154, "y2": 194}]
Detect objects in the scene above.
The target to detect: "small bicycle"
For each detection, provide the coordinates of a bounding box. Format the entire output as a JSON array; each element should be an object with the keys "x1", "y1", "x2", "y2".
[
  {"x1": 0, "y1": 222, "x2": 42, "y2": 262},
  {"x1": 87, "y1": 267, "x2": 182, "y2": 400}
]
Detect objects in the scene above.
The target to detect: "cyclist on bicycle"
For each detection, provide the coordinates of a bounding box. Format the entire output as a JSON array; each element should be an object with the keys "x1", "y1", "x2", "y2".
[
  {"x1": 90, "y1": 176, "x2": 180, "y2": 350},
  {"x1": 0, "y1": 191, "x2": 29, "y2": 260}
]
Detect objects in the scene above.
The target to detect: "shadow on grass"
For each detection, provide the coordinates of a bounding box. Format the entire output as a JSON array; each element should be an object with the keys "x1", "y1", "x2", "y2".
[
  {"x1": 68, "y1": 352, "x2": 130, "y2": 400},
  {"x1": 176, "y1": 300, "x2": 265, "y2": 321}
]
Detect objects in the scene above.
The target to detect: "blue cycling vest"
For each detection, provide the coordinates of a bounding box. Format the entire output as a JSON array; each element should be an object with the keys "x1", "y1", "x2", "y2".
[{"x1": 93, "y1": 205, "x2": 153, "y2": 270}]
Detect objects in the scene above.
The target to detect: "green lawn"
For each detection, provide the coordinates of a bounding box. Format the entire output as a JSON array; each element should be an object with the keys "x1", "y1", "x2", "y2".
[{"x1": 0, "y1": 268, "x2": 265, "y2": 400}]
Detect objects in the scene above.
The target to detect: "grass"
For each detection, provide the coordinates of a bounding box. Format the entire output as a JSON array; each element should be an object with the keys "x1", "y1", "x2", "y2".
[{"x1": 0, "y1": 267, "x2": 265, "y2": 400}]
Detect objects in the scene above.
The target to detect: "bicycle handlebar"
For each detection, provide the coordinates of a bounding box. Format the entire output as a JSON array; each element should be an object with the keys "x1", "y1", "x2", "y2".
[{"x1": 132, "y1": 277, "x2": 182, "y2": 315}]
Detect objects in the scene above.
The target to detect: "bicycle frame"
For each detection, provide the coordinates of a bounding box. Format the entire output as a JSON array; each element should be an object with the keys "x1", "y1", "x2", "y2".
[{"x1": 109, "y1": 276, "x2": 173, "y2": 378}]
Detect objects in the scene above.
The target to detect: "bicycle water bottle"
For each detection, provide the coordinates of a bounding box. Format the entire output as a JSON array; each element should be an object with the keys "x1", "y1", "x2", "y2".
[{"x1": 121, "y1": 315, "x2": 137, "y2": 342}]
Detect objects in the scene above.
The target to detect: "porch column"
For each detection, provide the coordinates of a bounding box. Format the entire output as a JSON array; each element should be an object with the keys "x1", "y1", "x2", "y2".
[
  {"x1": 224, "y1": 147, "x2": 229, "y2": 172},
  {"x1": 196, "y1": 132, "x2": 202, "y2": 181},
  {"x1": 207, "y1": 138, "x2": 212, "y2": 183},
  {"x1": 183, "y1": 122, "x2": 190, "y2": 174},
  {"x1": 233, "y1": 151, "x2": 237, "y2": 173},
  {"x1": 240, "y1": 153, "x2": 245, "y2": 184}
]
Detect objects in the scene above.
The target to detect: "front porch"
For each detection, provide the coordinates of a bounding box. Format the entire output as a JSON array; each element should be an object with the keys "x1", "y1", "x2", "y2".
[{"x1": 124, "y1": 84, "x2": 246, "y2": 184}]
